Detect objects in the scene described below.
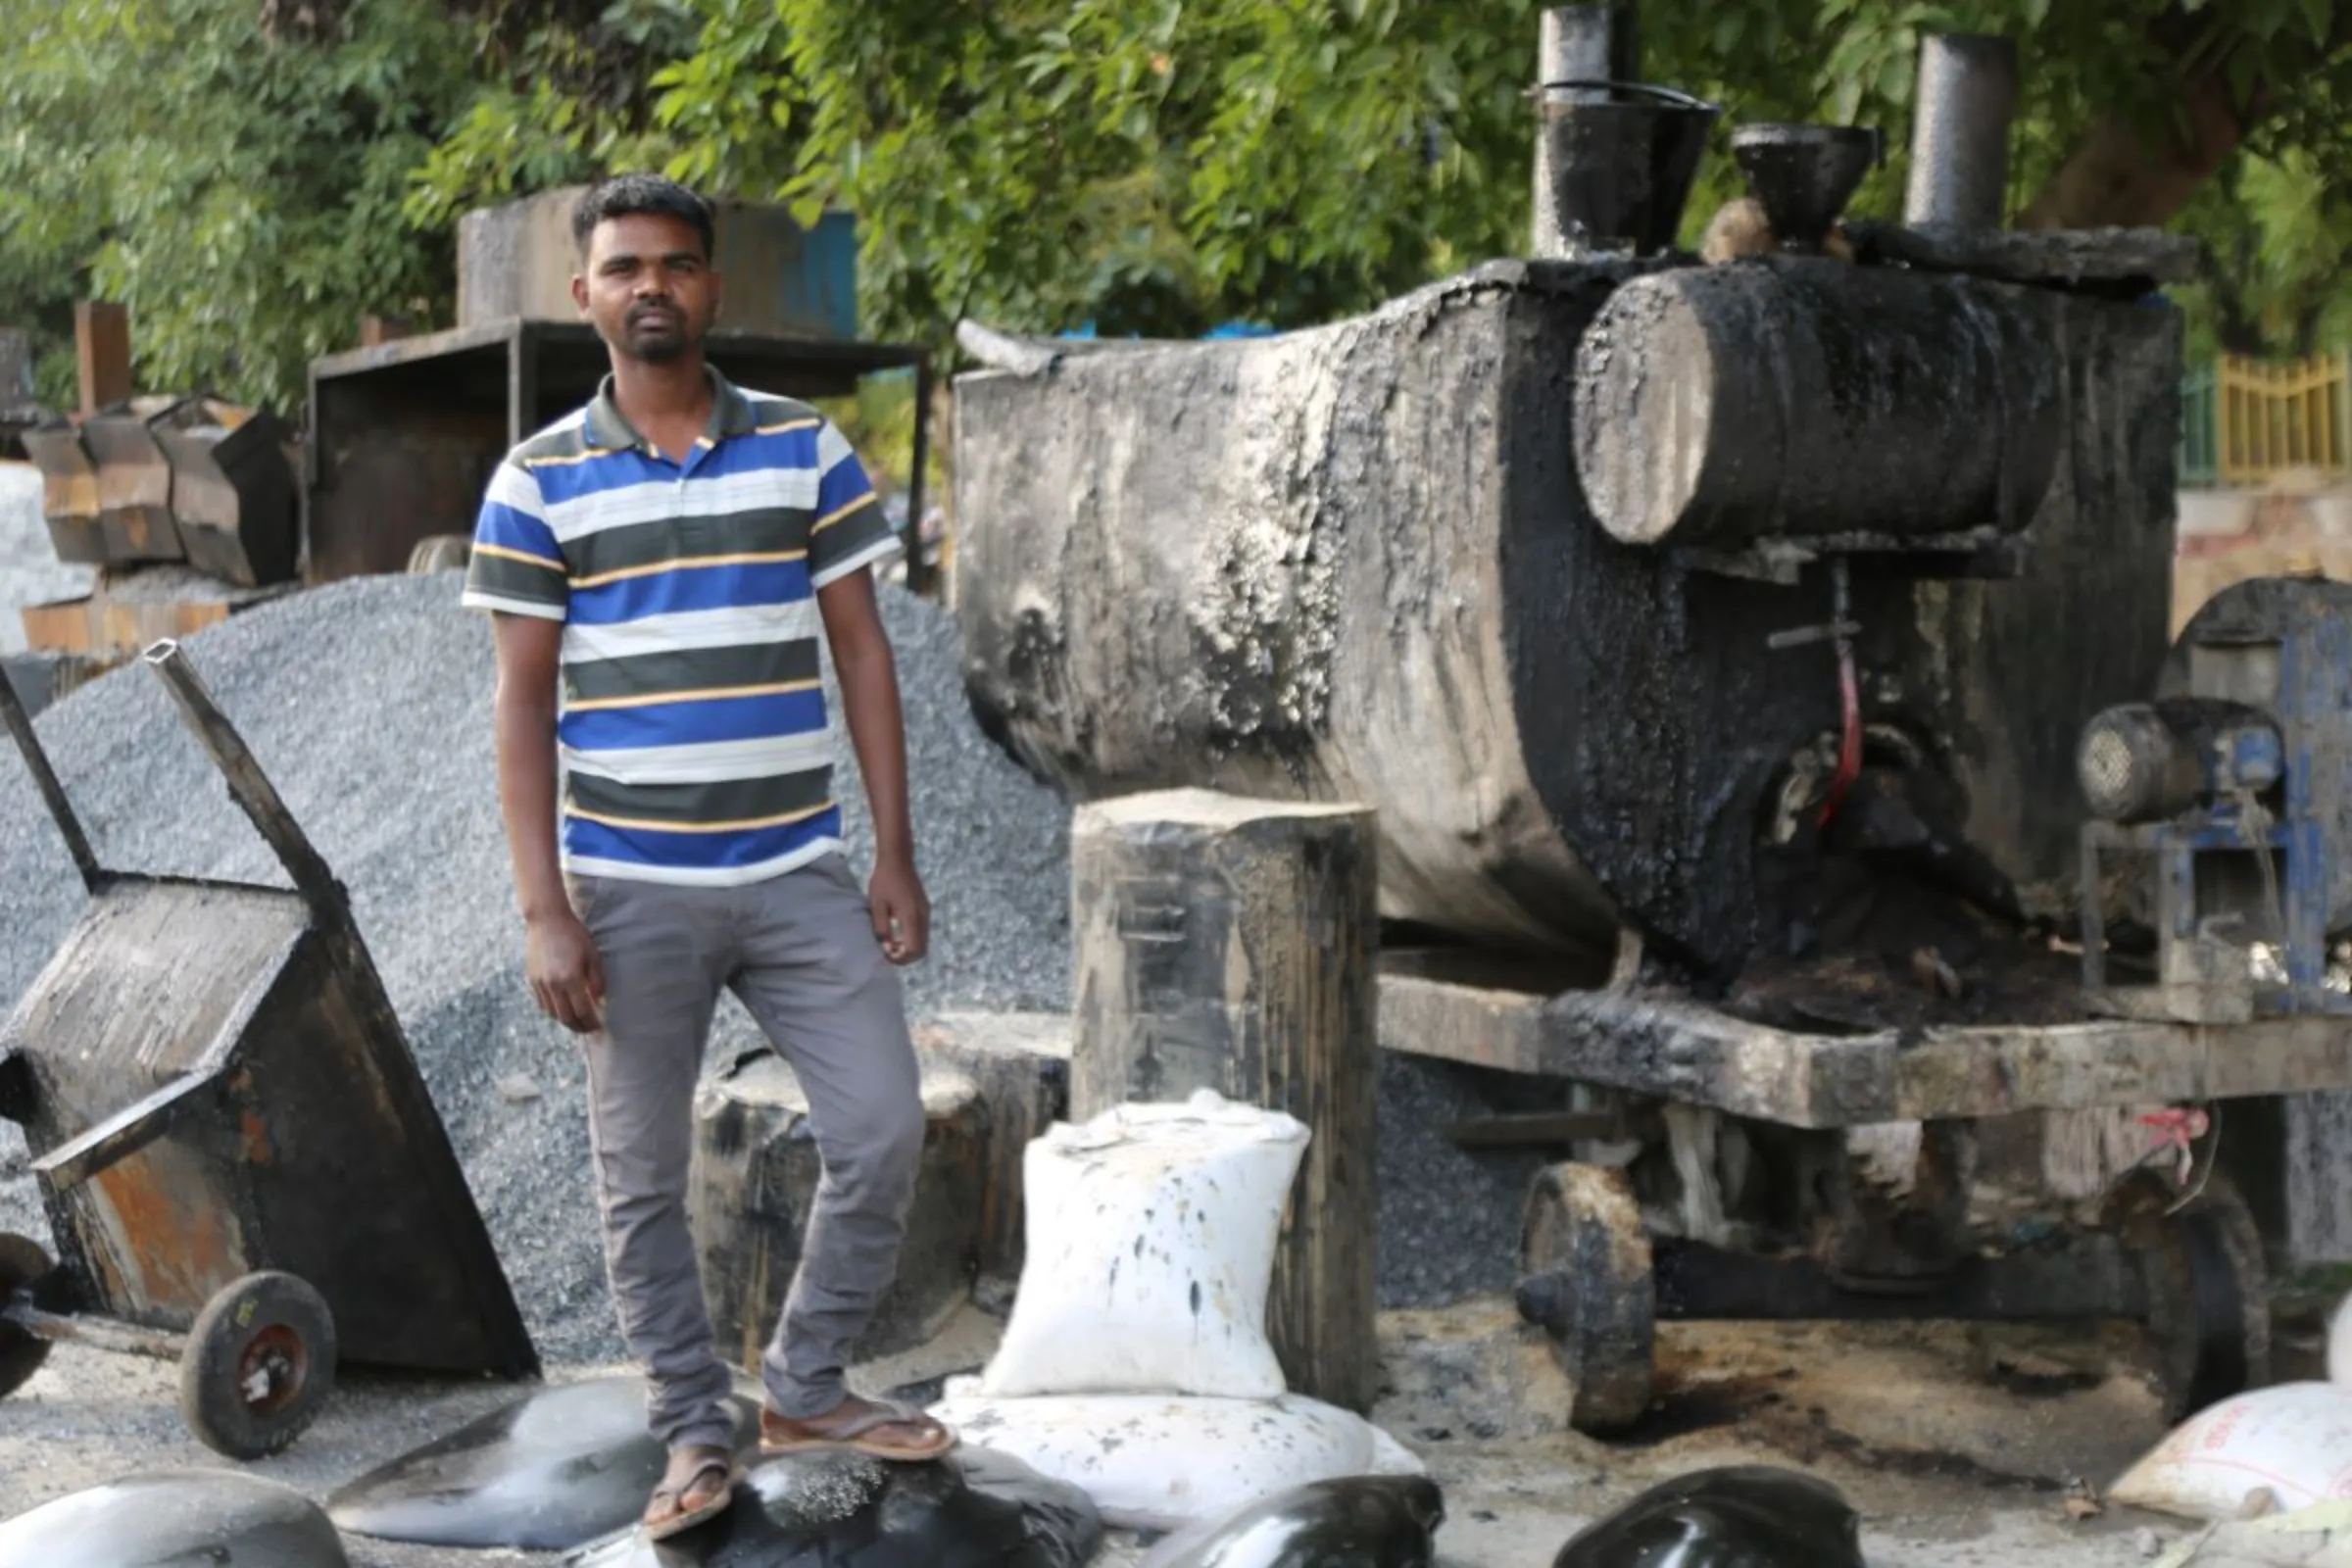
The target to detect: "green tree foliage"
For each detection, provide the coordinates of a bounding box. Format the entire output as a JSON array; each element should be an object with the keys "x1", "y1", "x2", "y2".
[
  {"x1": 638, "y1": 0, "x2": 2352, "y2": 352},
  {"x1": 5, "y1": 0, "x2": 2352, "y2": 424},
  {"x1": 0, "y1": 0, "x2": 695, "y2": 412},
  {"x1": 0, "y1": 0, "x2": 478, "y2": 410},
  {"x1": 2172, "y1": 145, "x2": 2352, "y2": 360}
]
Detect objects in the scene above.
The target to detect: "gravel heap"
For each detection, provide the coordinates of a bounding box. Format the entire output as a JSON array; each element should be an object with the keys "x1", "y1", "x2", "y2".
[
  {"x1": 0, "y1": 566, "x2": 1527, "y2": 1372},
  {"x1": 0, "y1": 571, "x2": 1071, "y2": 1364}
]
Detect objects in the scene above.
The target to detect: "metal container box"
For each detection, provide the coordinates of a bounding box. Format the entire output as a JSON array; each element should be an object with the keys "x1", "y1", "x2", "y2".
[{"x1": 304, "y1": 319, "x2": 933, "y2": 589}]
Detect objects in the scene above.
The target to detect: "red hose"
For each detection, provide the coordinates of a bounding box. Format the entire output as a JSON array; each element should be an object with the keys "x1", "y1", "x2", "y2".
[{"x1": 1818, "y1": 641, "x2": 1862, "y2": 830}]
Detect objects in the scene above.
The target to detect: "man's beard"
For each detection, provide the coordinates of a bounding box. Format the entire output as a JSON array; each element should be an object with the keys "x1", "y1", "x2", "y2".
[{"x1": 621, "y1": 304, "x2": 694, "y2": 363}]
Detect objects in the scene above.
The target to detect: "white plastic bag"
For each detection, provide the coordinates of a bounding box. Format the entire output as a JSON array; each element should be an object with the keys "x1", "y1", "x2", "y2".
[
  {"x1": 979, "y1": 1089, "x2": 1308, "y2": 1400},
  {"x1": 2113, "y1": 1384, "x2": 2352, "y2": 1523},
  {"x1": 929, "y1": 1384, "x2": 1425, "y2": 1532}
]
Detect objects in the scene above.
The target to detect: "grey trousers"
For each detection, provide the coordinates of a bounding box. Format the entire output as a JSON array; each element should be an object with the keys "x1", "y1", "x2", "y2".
[{"x1": 566, "y1": 853, "x2": 925, "y2": 1450}]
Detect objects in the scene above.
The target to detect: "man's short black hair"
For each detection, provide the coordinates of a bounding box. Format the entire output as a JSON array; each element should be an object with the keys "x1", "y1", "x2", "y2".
[{"x1": 571, "y1": 174, "x2": 716, "y2": 261}]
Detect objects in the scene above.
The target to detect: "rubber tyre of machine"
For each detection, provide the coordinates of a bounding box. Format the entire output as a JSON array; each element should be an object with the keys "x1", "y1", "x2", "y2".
[
  {"x1": 2102, "y1": 1168, "x2": 2271, "y2": 1425},
  {"x1": 0, "y1": 1232, "x2": 55, "y2": 1398},
  {"x1": 178, "y1": 1270, "x2": 339, "y2": 1460},
  {"x1": 1515, "y1": 1162, "x2": 1659, "y2": 1435}
]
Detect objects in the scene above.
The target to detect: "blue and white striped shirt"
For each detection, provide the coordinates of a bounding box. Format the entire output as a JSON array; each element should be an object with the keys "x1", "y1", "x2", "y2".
[{"x1": 461, "y1": 368, "x2": 901, "y2": 886}]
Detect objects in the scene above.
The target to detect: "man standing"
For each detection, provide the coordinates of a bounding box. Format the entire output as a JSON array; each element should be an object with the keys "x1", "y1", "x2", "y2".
[{"x1": 462, "y1": 173, "x2": 956, "y2": 1541}]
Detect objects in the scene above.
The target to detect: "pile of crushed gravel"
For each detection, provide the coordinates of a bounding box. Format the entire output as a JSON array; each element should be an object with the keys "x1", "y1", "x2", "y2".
[
  {"x1": 0, "y1": 570, "x2": 1071, "y2": 1364},
  {"x1": 0, "y1": 566, "x2": 1525, "y2": 1373}
]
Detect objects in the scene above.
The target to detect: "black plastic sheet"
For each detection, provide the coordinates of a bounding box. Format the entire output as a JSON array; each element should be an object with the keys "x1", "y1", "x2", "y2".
[
  {"x1": 567, "y1": 1445, "x2": 1102, "y2": 1568},
  {"x1": 0, "y1": 1470, "x2": 349, "y2": 1568},
  {"x1": 1550, "y1": 1466, "x2": 1866, "y2": 1568},
  {"x1": 1137, "y1": 1475, "x2": 1446, "y2": 1567}
]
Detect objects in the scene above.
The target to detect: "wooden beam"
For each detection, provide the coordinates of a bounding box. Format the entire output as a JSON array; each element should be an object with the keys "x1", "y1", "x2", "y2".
[
  {"x1": 74, "y1": 301, "x2": 131, "y2": 416},
  {"x1": 1377, "y1": 971, "x2": 2352, "y2": 1129}
]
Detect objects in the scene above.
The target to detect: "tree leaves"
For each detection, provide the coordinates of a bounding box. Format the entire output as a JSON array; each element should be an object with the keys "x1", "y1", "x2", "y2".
[{"x1": 7, "y1": 0, "x2": 2352, "y2": 409}]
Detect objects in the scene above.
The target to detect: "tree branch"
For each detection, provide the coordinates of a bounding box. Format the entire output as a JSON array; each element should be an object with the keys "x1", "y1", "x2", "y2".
[{"x1": 2019, "y1": 5, "x2": 2352, "y2": 231}]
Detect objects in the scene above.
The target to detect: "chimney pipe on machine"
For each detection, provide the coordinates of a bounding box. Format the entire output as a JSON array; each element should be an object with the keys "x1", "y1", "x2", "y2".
[
  {"x1": 1532, "y1": 6, "x2": 1637, "y2": 259},
  {"x1": 1530, "y1": 6, "x2": 1716, "y2": 261},
  {"x1": 1902, "y1": 33, "x2": 2019, "y2": 230}
]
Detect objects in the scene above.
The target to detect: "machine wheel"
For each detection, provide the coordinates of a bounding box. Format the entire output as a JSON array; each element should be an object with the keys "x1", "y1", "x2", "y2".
[
  {"x1": 1514, "y1": 1161, "x2": 1657, "y2": 1435},
  {"x1": 178, "y1": 1271, "x2": 338, "y2": 1460},
  {"x1": 2104, "y1": 1169, "x2": 2271, "y2": 1424},
  {"x1": 0, "y1": 1233, "x2": 55, "y2": 1398}
]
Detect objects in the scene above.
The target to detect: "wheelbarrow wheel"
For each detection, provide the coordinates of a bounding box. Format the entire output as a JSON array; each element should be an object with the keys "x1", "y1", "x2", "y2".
[
  {"x1": 2104, "y1": 1168, "x2": 2271, "y2": 1424},
  {"x1": 0, "y1": 1233, "x2": 55, "y2": 1398},
  {"x1": 178, "y1": 1271, "x2": 337, "y2": 1460},
  {"x1": 1514, "y1": 1162, "x2": 1657, "y2": 1435}
]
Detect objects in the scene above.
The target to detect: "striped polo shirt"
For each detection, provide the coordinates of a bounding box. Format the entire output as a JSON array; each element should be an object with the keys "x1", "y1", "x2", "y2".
[{"x1": 460, "y1": 368, "x2": 901, "y2": 886}]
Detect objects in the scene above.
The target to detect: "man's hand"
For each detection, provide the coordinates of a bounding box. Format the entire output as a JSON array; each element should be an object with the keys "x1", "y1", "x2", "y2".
[
  {"x1": 868, "y1": 856, "x2": 930, "y2": 965},
  {"x1": 527, "y1": 909, "x2": 607, "y2": 1032}
]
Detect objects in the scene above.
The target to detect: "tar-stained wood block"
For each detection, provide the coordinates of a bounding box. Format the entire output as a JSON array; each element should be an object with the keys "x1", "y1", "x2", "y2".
[
  {"x1": 1070, "y1": 788, "x2": 1381, "y2": 1413},
  {"x1": 691, "y1": 1051, "x2": 987, "y2": 1373},
  {"x1": 911, "y1": 1011, "x2": 1073, "y2": 1288}
]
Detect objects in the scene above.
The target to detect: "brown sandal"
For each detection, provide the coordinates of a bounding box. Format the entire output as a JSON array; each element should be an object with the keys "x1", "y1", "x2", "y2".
[
  {"x1": 760, "y1": 1397, "x2": 957, "y2": 1462},
  {"x1": 643, "y1": 1445, "x2": 737, "y2": 1542}
]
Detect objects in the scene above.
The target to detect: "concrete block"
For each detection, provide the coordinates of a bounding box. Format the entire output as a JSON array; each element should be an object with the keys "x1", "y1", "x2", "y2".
[{"x1": 458, "y1": 187, "x2": 860, "y2": 340}]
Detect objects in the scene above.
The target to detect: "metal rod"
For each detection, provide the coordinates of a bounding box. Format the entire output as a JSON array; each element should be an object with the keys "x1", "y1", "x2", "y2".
[
  {"x1": 0, "y1": 658, "x2": 104, "y2": 895},
  {"x1": 1441, "y1": 1110, "x2": 1623, "y2": 1149},
  {"x1": 1903, "y1": 33, "x2": 2019, "y2": 229},
  {"x1": 140, "y1": 639, "x2": 347, "y2": 921},
  {"x1": 906, "y1": 353, "x2": 935, "y2": 599},
  {"x1": 2, "y1": 1298, "x2": 182, "y2": 1361},
  {"x1": 1652, "y1": 1234, "x2": 2150, "y2": 1323}
]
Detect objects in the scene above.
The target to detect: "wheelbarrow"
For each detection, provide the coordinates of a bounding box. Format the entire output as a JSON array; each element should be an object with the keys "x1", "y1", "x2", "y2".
[{"x1": 0, "y1": 639, "x2": 538, "y2": 1460}]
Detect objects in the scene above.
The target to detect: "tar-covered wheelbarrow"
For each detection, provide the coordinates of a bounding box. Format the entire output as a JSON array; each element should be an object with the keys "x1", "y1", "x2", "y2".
[{"x1": 0, "y1": 640, "x2": 538, "y2": 1459}]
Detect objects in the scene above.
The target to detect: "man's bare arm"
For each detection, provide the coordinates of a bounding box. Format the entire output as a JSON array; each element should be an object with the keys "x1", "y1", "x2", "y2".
[
  {"x1": 491, "y1": 612, "x2": 604, "y2": 1028},
  {"x1": 817, "y1": 568, "x2": 928, "y2": 962}
]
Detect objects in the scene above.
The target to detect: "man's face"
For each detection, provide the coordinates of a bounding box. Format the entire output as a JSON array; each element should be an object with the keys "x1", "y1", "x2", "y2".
[{"x1": 572, "y1": 213, "x2": 721, "y2": 365}]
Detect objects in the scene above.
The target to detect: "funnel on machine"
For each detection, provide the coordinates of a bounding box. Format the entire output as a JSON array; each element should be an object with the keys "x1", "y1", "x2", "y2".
[
  {"x1": 1730, "y1": 123, "x2": 1883, "y2": 253},
  {"x1": 1535, "y1": 79, "x2": 1721, "y2": 257}
]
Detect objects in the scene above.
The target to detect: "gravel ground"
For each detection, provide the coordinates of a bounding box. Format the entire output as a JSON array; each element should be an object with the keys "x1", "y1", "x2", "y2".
[
  {"x1": 0, "y1": 461, "x2": 92, "y2": 655},
  {"x1": 0, "y1": 570, "x2": 1071, "y2": 1364}
]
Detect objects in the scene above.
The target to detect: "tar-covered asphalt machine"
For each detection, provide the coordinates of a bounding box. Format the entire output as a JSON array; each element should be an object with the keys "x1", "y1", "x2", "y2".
[
  {"x1": 0, "y1": 641, "x2": 536, "y2": 1459},
  {"x1": 944, "y1": 14, "x2": 2352, "y2": 1431}
]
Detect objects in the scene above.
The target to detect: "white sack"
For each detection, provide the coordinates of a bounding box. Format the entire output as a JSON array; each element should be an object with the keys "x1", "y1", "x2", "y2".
[
  {"x1": 979, "y1": 1089, "x2": 1308, "y2": 1400},
  {"x1": 930, "y1": 1384, "x2": 1425, "y2": 1533},
  {"x1": 2115, "y1": 1384, "x2": 2352, "y2": 1523}
]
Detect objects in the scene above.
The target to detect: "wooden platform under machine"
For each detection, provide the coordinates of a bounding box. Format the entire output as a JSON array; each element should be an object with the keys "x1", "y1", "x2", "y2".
[{"x1": 1377, "y1": 952, "x2": 2352, "y2": 1437}]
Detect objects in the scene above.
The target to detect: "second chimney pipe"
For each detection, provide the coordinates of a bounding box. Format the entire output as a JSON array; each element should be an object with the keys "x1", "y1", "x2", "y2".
[{"x1": 1903, "y1": 33, "x2": 2019, "y2": 230}]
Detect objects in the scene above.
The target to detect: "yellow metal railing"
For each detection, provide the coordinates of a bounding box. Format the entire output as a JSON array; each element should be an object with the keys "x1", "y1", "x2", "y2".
[{"x1": 2216, "y1": 353, "x2": 2350, "y2": 484}]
